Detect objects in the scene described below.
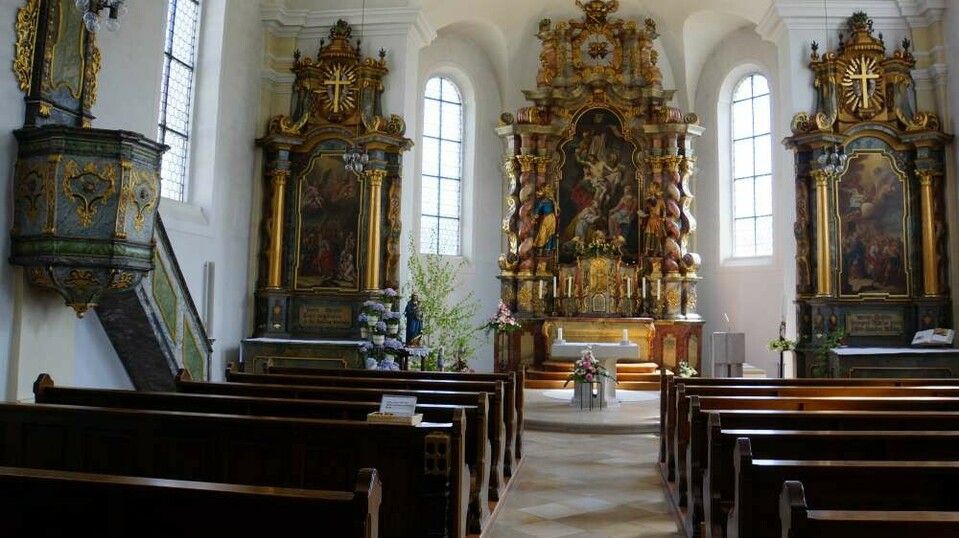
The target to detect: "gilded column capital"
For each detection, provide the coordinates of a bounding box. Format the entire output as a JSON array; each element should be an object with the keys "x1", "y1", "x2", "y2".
[
  {"x1": 534, "y1": 156, "x2": 550, "y2": 175},
  {"x1": 648, "y1": 156, "x2": 665, "y2": 174},
  {"x1": 365, "y1": 168, "x2": 387, "y2": 186},
  {"x1": 810, "y1": 169, "x2": 829, "y2": 186},
  {"x1": 664, "y1": 155, "x2": 683, "y2": 172},
  {"x1": 269, "y1": 168, "x2": 290, "y2": 187},
  {"x1": 916, "y1": 168, "x2": 939, "y2": 186},
  {"x1": 515, "y1": 154, "x2": 537, "y2": 173}
]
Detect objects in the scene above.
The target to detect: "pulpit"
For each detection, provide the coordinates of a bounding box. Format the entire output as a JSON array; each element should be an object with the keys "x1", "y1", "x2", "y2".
[{"x1": 550, "y1": 341, "x2": 641, "y2": 407}]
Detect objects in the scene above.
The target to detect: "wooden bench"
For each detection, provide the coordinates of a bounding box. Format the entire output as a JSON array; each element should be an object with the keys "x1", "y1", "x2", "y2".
[
  {"x1": 34, "y1": 374, "x2": 490, "y2": 534},
  {"x1": 780, "y1": 480, "x2": 959, "y2": 538},
  {"x1": 266, "y1": 364, "x2": 526, "y2": 464},
  {"x1": 0, "y1": 402, "x2": 468, "y2": 538},
  {"x1": 177, "y1": 373, "x2": 507, "y2": 504},
  {"x1": 226, "y1": 365, "x2": 519, "y2": 477},
  {"x1": 659, "y1": 374, "x2": 959, "y2": 474},
  {"x1": 686, "y1": 394, "x2": 959, "y2": 537},
  {"x1": 708, "y1": 428, "x2": 959, "y2": 538},
  {"x1": 702, "y1": 409, "x2": 959, "y2": 538},
  {"x1": 673, "y1": 384, "x2": 959, "y2": 509},
  {"x1": 0, "y1": 465, "x2": 381, "y2": 537},
  {"x1": 729, "y1": 438, "x2": 959, "y2": 538}
]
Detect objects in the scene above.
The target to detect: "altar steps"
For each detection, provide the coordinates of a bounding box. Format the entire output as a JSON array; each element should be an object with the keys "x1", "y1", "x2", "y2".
[{"x1": 525, "y1": 361, "x2": 661, "y2": 391}]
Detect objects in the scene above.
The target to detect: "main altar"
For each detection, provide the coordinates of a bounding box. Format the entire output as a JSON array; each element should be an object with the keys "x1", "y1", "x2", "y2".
[{"x1": 494, "y1": 1, "x2": 704, "y2": 374}]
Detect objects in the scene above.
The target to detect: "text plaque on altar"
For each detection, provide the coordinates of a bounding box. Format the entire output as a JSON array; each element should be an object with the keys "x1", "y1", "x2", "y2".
[
  {"x1": 297, "y1": 305, "x2": 352, "y2": 329},
  {"x1": 845, "y1": 310, "x2": 904, "y2": 336}
]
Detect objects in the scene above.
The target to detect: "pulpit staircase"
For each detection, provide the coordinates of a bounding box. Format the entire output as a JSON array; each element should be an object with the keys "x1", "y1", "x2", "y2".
[
  {"x1": 96, "y1": 215, "x2": 212, "y2": 390},
  {"x1": 524, "y1": 361, "x2": 662, "y2": 391}
]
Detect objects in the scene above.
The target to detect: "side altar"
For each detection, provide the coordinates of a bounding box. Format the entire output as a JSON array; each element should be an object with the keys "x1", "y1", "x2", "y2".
[{"x1": 493, "y1": 1, "x2": 704, "y2": 374}]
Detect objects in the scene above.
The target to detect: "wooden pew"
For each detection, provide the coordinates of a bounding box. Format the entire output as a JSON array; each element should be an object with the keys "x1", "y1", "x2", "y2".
[
  {"x1": 0, "y1": 402, "x2": 468, "y2": 538},
  {"x1": 0, "y1": 466, "x2": 381, "y2": 538},
  {"x1": 674, "y1": 384, "x2": 959, "y2": 509},
  {"x1": 34, "y1": 374, "x2": 491, "y2": 534},
  {"x1": 686, "y1": 394, "x2": 959, "y2": 537},
  {"x1": 175, "y1": 373, "x2": 507, "y2": 504},
  {"x1": 703, "y1": 409, "x2": 959, "y2": 538},
  {"x1": 780, "y1": 480, "x2": 959, "y2": 538},
  {"x1": 728, "y1": 438, "x2": 959, "y2": 538},
  {"x1": 226, "y1": 365, "x2": 520, "y2": 478},
  {"x1": 659, "y1": 374, "x2": 959, "y2": 478},
  {"x1": 708, "y1": 427, "x2": 959, "y2": 538},
  {"x1": 266, "y1": 363, "x2": 526, "y2": 464}
]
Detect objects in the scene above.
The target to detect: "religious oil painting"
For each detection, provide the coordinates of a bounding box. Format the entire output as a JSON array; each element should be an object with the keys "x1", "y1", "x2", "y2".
[
  {"x1": 294, "y1": 153, "x2": 360, "y2": 290},
  {"x1": 558, "y1": 108, "x2": 638, "y2": 264},
  {"x1": 838, "y1": 150, "x2": 908, "y2": 297}
]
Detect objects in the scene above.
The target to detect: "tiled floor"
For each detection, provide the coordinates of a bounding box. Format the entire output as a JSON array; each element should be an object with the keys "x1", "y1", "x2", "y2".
[{"x1": 484, "y1": 391, "x2": 681, "y2": 537}]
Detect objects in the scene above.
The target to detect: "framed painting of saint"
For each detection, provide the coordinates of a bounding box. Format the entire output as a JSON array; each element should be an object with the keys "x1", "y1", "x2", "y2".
[
  {"x1": 837, "y1": 150, "x2": 909, "y2": 297},
  {"x1": 294, "y1": 152, "x2": 361, "y2": 290},
  {"x1": 557, "y1": 108, "x2": 638, "y2": 264}
]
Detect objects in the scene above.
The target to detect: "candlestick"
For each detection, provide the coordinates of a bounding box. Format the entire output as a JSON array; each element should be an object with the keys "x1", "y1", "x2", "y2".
[
  {"x1": 642, "y1": 277, "x2": 647, "y2": 298},
  {"x1": 557, "y1": 327, "x2": 564, "y2": 342},
  {"x1": 626, "y1": 277, "x2": 631, "y2": 299},
  {"x1": 538, "y1": 280, "x2": 544, "y2": 299},
  {"x1": 553, "y1": 276, "x2": 558, "y2": 297},
  {"x1": 656, "y1": 279, "x2": 661, "y2": 301},
  {"x1": 622, "y1": 328, "x2": 629, "y2": 342},
  {"x1": 566, "y1": 276, "x2": 572, "y2": 297}
]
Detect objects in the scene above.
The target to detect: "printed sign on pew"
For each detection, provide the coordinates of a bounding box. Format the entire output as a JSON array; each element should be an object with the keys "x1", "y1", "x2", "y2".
[{"x1": 367, "y1": 395, "x2": 423, "y2": 425}]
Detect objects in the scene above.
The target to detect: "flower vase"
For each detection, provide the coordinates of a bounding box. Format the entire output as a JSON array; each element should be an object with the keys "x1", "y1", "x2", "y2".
[
  {"x1": 372, "y1": 334, "x2": 385, "y2": 345},
  {"x1": 360, "y1": 327, "x2": 369, "y2": 339},
  {"x1": 366, "y1": 314, "x2": 380, "y2": 325},
  {"x1": 386, "y1": 322, "x2": 399, "y2": 335}
]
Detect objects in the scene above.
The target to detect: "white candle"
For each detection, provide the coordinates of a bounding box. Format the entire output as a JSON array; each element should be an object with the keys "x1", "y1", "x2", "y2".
[
  {"x1": 538, "y1": 280, "x2": 544, "y2": 299},
  {"x1": 622, "y1": 328, "x2": 629, "y2": 342},
  {"x1": 557, "y1": 328, "x2": 564, "y2": 341},
  {"x1": 642, "y1": 277, "x2": 647, "y2": 298},
  {"x1": 553, "y1": 276, "x2": 558, "y2": 297},
  {"x1": 626, "y1": 277, "x2": 632, "y2": 299},
  {"x1": 656, "y1": 279, "x2": 661, "y2": 300},
  {"x1": 567, "y1": 276, "x2": 572, "y2": 296}
]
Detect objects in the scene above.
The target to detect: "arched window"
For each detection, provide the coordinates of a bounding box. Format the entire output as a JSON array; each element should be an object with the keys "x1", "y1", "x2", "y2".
[
  {"x1": 731, "y1": 73, "x2": 772, "y2": 257},
  {"x1": 157, "y1": 0, "x2": 201, "y2": 202},
  {"x1": 420, "y1": 76, "x2": 463, "y2": 255}
]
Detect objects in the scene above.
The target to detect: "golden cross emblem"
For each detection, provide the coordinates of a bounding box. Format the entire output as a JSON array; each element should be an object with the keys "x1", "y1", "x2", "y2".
[
  {"x1": 323, "y1": 64, "x2": 351, "y2": 113},
  {"x1": 848, "y1": 57, "x2": 879, "y2": 108}
]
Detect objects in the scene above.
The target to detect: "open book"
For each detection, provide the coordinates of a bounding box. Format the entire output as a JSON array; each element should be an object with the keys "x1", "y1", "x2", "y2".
[{"x1": 911, "y1": 328, "x2": 955, "y2": 346}]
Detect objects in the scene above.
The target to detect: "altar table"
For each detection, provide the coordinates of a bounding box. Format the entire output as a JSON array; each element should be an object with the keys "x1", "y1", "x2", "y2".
[
  {"x1": 828, "y1": 346, "x2": 959, "y2": 378},
  {"x1": 549, "y1": 340, "x2": 641, "y2": 407}
]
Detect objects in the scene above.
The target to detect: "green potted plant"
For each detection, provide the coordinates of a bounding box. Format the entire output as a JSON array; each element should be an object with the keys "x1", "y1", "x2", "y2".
[
  {"x1": 810, "y1": 328, "x2": 847, "y2": 377},
  {"x1": 405, "y1": 235, "x2": 481, "y2": 371}
]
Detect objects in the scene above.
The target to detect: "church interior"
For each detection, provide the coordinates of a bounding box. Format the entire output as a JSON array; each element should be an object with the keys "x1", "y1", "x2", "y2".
[{"x1": 2, "y1": 0, "x2": 959, "y2": 536}]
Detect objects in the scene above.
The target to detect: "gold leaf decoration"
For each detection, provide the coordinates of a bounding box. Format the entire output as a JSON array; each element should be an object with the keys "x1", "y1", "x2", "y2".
[{"x1": 13, "y1": 0, "x2": 40, "y2": 93}]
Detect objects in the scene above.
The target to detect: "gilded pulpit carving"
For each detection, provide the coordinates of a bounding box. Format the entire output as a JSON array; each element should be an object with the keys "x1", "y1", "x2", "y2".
[
  {"x1": 785, "y1": 12, "x2": 953, "y2": 376},
  {"x1": 495, "y1": 0, "x2": 704, "y2": 373}
]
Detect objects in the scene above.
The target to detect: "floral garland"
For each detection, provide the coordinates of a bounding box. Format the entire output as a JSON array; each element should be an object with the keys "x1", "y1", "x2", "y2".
[
  {"x1": 564, "y1": 345, "x2": 616, "y2": 386},
  {"x1": 573, "y1": 236, "x2": 622, "y2": 258},
  {"x1": 482, "y1": 301, "x2": 522, "y2": 334}
]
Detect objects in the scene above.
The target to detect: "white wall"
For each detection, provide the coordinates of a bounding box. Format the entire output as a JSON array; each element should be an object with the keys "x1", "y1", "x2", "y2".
[
  {"x1": 694, "y1": 28, "x2": 783, "y2": 377},
  {"x1": 417, "y1": 30, "x2": 504, "y2": 372}
]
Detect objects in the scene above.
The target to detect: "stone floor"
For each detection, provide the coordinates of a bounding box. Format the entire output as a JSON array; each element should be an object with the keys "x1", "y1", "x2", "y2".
[{"x1": 482, "y1": 390, "x2": 680, "y2": 537}]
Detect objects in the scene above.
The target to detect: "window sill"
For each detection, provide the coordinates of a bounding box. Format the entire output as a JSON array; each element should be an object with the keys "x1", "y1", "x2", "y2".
[
  {"x1": 158, "y1": 198, "x2": 212, "y2": 237},
  {"x1": 719, "y1": 255, "x2": 775, "y2": 270}
]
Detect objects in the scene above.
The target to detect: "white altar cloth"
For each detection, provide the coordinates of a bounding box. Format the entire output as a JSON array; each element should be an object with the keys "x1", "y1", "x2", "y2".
[{"x1": 549, "y1": 341, "x2": 640, "y2": 408}]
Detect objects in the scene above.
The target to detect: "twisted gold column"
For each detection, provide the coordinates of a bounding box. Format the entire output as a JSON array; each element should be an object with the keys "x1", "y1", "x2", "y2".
[
  {"x1": 812, "y1": 169, "x2": 832, "y2": 297},
  {"x1": 917, "y1": 169, "x2": 939, "y2": 296},
  {"x1": 266, "y1": 169, "x2": 289, "y2": 289},
  {"x1": 364, "y1": 169, "x2": 387, "y2": 290}
]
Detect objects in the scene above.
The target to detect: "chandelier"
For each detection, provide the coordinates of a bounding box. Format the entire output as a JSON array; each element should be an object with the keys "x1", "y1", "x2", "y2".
[
  {"x1": 75, "y1": 0, "x2": 127, "y2": 33},
  {"x1": 343, "y1": 0, "x2": 368, "y2": 175}
]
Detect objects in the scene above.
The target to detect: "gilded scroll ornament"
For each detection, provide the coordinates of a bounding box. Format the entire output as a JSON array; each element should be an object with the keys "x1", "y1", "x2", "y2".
[
  {"x1": 108, "y1": 270, "x2": 135, "y2": 290},
  {"x1": 81, "y1": 33, "x2": 101, "y2": 110},
  {"x1": 130, "y1": 169, "x2": 158, "y2": 232},
  {"x1": 63, "y1": 160, "x2": 117, "y2": 227},
  {"x1": 14, "y1": 0, "x2": 40, "y2": 93}
]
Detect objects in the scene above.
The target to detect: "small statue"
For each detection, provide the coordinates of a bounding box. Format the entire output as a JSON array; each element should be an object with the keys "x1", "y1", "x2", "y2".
[{"x1": 405, "y1": 292, "x2": 423, "y2": 346}]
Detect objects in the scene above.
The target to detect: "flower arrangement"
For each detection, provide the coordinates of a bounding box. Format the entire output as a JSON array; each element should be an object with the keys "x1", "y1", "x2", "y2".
[
  {"x1": 573, "y1": 234, "x2": 622, "y2": 259},
  {"x1": 363, "y1": 300, "x2": 387, "y2": 316},
  {"x1": 383, "y1": 337, "x2": 405, "y2": 354},
  {"x1": 371, "y1": 321, "x2": 388, "y2": 335},
  {"x1": 382, "y1": 287, "x2": 398, "y2": 298},
  {"x1": 358, "y1": 340, "x2": 374, "y2": 356},
  {"x1": 678, "y1": 360, "x2": 697, "y2": 378},
  {"x1": 767, "y1": 337, "x2": 796, "y2": 353},
  {"x1": 564, "y1": 345, "x2": 616, "y2": 386},
  {"x1": 384, "y1": 311, "x2": 402, "y2": 322},
  {"x1": 482, "y1": 301, "x2": 522, "y2": 335}
]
